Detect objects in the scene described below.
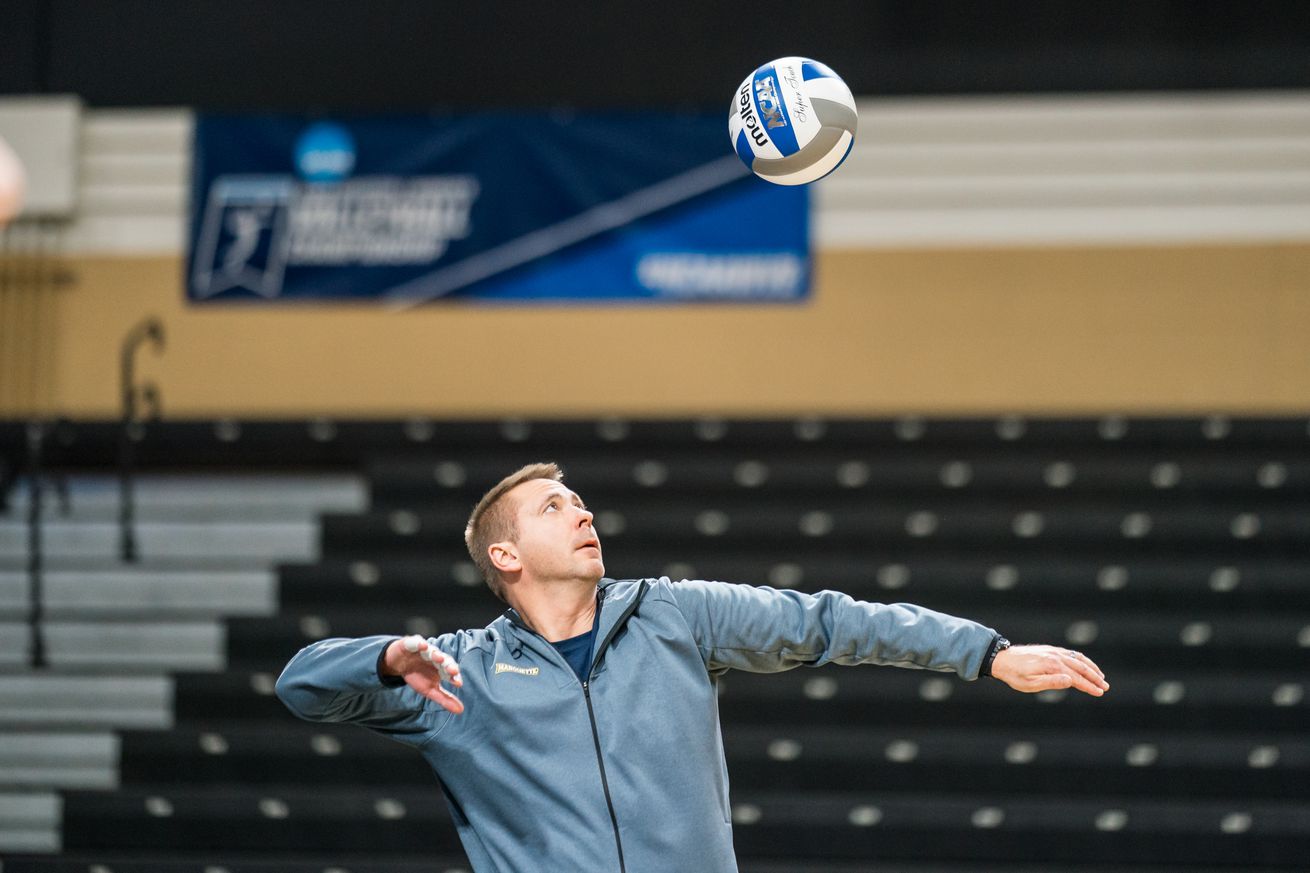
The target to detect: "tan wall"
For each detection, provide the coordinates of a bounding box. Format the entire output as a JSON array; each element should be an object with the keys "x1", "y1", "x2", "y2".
[{"x1": 5, "y1": 243, "x2": 1309, "y2": 418}]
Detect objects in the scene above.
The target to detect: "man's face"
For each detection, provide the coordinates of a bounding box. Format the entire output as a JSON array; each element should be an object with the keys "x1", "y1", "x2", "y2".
[{"x1": 502, "y1": 478, "x2": 604, "y2": 585}]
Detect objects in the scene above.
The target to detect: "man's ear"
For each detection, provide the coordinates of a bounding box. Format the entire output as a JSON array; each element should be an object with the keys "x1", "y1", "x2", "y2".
[{"x1": 488, "y1": 541, "x2": 520, "y2": 574}]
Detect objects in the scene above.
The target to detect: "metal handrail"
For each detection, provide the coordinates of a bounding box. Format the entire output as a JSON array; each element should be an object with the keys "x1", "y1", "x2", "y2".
[
  {"x1": 25, "y1": 421, "x2": 47, "y2": 668},
  {"x1": 118, "y1": 318, "x2": 165, "y2": 563}
]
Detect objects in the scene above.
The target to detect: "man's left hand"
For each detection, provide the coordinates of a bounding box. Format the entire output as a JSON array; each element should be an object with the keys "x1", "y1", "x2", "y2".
[{"x1": 990, "y1": 645, "x2": 1109, "y2": 696}]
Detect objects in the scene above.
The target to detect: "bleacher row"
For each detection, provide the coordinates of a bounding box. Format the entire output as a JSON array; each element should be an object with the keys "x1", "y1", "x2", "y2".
[{"x1": 1, "y1": 416, "x2": 1308, "y2": 872}]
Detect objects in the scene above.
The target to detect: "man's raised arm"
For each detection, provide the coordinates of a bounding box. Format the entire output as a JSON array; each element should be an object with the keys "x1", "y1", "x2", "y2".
[{"x1": 275, "y1": 634, "x2": 464, "y2": 746}]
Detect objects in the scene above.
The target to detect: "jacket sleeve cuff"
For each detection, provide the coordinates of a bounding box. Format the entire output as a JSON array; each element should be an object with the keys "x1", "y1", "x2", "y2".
[
  {"x1": 375, "y1": 638, "x2": 406, "y2": 687},
  {"x1": 977, "y1": 633, "x2": 1005, "y2": 678}
]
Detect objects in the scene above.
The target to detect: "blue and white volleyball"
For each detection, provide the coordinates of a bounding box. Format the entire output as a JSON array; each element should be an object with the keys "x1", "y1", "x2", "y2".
[{"x1": 729, "y1": 57, "x2": 857, "y2": 186}]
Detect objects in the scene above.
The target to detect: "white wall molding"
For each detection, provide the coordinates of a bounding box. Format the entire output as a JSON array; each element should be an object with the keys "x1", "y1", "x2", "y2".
[{"x1": 49, "y1": 92, "x2": 1310, "y2": 254}]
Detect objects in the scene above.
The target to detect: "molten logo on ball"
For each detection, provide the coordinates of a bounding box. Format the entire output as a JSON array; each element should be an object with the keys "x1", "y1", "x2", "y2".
[{"x1": 737, "y1": 83, "x2": 769, "y2": 149}]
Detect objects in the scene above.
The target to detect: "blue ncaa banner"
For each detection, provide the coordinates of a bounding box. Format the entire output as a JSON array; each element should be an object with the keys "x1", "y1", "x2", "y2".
[{"x1": 187, "y1": 114, "x2": 809, "y2": 305}]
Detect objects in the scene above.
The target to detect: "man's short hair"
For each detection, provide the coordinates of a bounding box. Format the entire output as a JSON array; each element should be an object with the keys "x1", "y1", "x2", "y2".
[{"x1": 464, "y1": 462, "x2": 564, "y2": 603}]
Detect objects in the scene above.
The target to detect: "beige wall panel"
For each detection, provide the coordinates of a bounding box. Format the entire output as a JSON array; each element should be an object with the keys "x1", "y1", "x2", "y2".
[{"x1": 23, "y1": 244, "x2": 1310, "y2": 418}]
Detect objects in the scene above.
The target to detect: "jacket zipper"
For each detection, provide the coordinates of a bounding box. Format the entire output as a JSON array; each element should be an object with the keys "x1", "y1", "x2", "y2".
[
  {"x1": 583, "y1": 678, "x2": 626, "y2": 873},
  {"x1": 581, "y1": 584, "x2": 645, "y2": 873}
]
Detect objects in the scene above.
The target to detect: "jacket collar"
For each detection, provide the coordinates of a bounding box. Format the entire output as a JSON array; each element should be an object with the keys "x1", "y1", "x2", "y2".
[{"x1": 501, "y1": 578, "x2": 642, "y2": 659}]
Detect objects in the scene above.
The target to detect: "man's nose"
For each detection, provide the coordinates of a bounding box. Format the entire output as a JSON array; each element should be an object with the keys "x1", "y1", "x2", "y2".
[{"x1": 577, "y1": 507, "x2": 594, "y2": 526}]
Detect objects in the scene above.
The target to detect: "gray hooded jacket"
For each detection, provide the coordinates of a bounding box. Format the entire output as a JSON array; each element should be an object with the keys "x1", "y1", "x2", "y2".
[{"x1": 276, "y1": 577, "x2": 997, "y2": 873}]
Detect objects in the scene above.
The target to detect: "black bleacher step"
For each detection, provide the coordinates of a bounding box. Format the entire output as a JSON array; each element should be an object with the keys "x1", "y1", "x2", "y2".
[
  {"x1": 321, "y1": 500, "x2": 1310, "y2": 557},
  {"x1": 728, "y1": 791, "x2": 1310, "y2": 867},
  {"x1": 61, "y1": 786, "x2": 459, "y2": 853},
  {"x1": 280, "y1": 555, "x2": 1310, "y2": 613},
  {"x1": 0, "y1": 855, "x2": 469, "y2": 873},
  {"x1": 20, "y1": 854, "x2": 1300, "y2": 873},
  {"x1": 119, "y1": 722, "x2": 412, "y2": 785},
  {"x1": 964, "y1": 612, "x2": 1310, "y2": 671},
  {"x1": 225, "y1": 610, "x2": 497, "y2": 667},
  {"x1": 58, "y1": 785, "x2": 1310, "y2": 865},
  {"x1": 9, "y1": 417, "x2": 1310, "y2": 473},
  {"x1": 225, "y1": 606, "x2": 1310, "y2": 675},
  {"x1": 716, "y1": 668, "x2": 1310, "y2": 732},
  {"x1": 741, "y1": 864, "x2": 1263, "y2": 873},
  {"x1": 366, "y1": 451, "x2": 1310, "y2": 504},
  {"x1": 338, "y1": 415, "x2": 1310, "y2": 451},
  {"x1": 173, "y1": 671, "x2": 299, "y2": 722},
  {"x1": 174, "y1": 662, "x2": 1308, "y2": 730},
  {"x1": 720, "y1": 725, "x2": 1310, "y2": 800},
  {"x1": 117, "y1": 722, "x2": 1310, "y2": 802},
  {"x1": 278, "y1": 558, "x2": 500, "y2": 610}
]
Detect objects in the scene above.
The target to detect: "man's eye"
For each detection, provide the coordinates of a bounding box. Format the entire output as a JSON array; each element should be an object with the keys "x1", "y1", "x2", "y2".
[{"x1": 545, "y1": 502, "x2": 558, "y2": 512}]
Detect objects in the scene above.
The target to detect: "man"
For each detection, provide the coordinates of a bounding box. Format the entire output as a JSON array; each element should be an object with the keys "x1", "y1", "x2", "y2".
[{"x1": 278, "y1": 462, "x2": 1108, "y2": 873}]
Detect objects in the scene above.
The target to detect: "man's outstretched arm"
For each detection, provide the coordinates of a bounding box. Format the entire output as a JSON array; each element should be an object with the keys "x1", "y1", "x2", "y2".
[{"x1": 664, "y1": 578, "x2": 1108, "y2": 696}]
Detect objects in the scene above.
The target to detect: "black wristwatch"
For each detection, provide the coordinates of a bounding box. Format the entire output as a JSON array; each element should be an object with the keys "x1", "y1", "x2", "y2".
[{"x1": 980, "y1": 635, "x2": 1011, "y2": 678}]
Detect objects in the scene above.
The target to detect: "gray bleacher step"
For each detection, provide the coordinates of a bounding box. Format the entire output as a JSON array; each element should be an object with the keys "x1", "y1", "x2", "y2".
[
  {"x1": 0, "y1": 790, "x2": 61, "y2": 853},
  {"x1": 3, "y1": 504, "x2": 343, "y2": 522},
  {"x1": 0, "y1": 732, "x2": 119, "y2": 789},
  {"x1": 0, "y1": 674, "x2": 173, "y2": 729},
  {"x1": 2, "y1": 556, "x2": 296, "y2": 572},
  {"x1": 0, "y1": 521, "x2": 317, "y2": 562},
  {"x1": 0, "y1": 621, "x2": 223, "y2": 672},
  {"x1": 0, "y1": 620, "x2": 29, "y2": 666},
  {"x1": 3, "y1": 474, "x2": 368, "y2": 522},
  {"x1": 0, "y1": 568, "x2": 276, "y2": 618}
]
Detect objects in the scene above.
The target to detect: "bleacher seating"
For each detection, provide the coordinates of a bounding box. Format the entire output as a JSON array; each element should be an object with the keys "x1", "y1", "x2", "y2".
[{"x1": 1, "y1": 416, "x2": 1307, "y2": 872}]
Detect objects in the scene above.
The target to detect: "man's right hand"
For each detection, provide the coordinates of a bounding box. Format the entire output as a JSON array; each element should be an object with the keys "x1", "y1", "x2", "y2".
[{"x1": 382, "y1": 635, "x2": 465, "y2": 714}]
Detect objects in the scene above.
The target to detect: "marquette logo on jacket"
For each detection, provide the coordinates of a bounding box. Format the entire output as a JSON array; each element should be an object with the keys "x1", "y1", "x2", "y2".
[{"x1": 495, "y1": 663, "x2": 540, "y2": 676}]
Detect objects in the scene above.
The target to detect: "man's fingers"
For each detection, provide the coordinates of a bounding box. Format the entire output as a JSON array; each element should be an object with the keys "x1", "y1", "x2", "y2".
[
  {"x1": 405, "y1": 672, "x2": 465, "y2": 714},
  {"x1": 392, "y1": 635, "x2": 465, "y2": 714},
  {"x1": 428, "y1": 685, "x2": 465, "y2": 715},
  {"x1": 436, "y1": 651, "x2": 463, "y2": 687},
  {"x1": 1042, "y1": 652, "x2": 1106, "y2": 696},
  {"x1": 1065, "y1": 654, "x2": 1109, "y2": 692},
  {"x1": 1030, "y1": 672, "x2": 1074, "y2": 692},
  {"x1": 415, "y1": 680, "x2": 464, "y2": 714},
  {"x1": 419, "y1": 646, "x2": 463, "y2": 687},
  {"x1": 1058, "y1": 666, "x2": 1104, "y2": 696},
  {"x1": 1053, "y1": 649, "x2": 1109, "y2": 693},
  {"x1": 400, "y1": 635, "x2": 463, "y2": 687},
  {"x1": 1069, "y1": 650, "x2": 1108, "y2": 683}
]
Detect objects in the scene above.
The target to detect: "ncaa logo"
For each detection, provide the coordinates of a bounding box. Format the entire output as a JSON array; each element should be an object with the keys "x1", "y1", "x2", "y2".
[
  {"x1": 294, "y1": 122, "x2": 356, "y2": 182},
  {"x1": 753, "y1": 76, "x2": 788, "y2": 130}
]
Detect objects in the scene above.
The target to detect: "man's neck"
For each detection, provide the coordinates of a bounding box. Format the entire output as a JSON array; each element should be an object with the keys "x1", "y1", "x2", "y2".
[{"x1": 510, "y1": 580, "x2": 599, "y2": 642}]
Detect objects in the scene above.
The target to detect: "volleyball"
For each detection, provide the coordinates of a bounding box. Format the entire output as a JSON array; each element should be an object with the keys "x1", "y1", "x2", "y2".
[{"x1": 729, "y1": 57, "x2": 857, "y2": 186}]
